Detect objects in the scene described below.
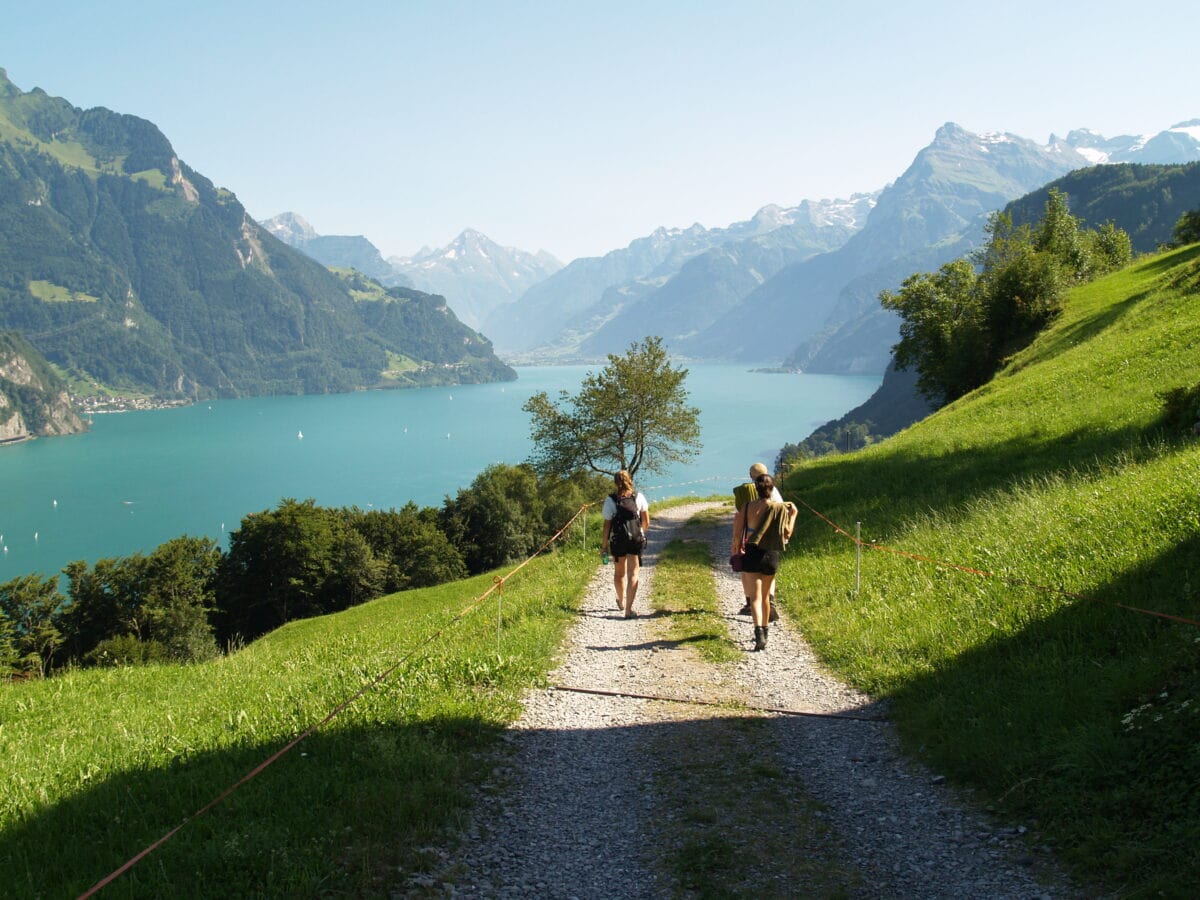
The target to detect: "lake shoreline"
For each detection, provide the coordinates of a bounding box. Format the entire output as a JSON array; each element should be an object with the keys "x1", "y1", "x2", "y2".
[{"x1": 0, "y1": 366, "x2": 882, "y2": 583}]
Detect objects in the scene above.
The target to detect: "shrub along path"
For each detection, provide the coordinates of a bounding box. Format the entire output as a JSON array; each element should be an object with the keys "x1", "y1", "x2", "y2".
[{"x1": 404, "y1": 503, "x2": 1079, "y2": 898}]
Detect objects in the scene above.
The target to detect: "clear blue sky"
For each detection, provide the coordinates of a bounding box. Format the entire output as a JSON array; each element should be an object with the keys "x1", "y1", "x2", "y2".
[{"x1": 3, "y1": 1, "x2": 1197, "y2": 263}]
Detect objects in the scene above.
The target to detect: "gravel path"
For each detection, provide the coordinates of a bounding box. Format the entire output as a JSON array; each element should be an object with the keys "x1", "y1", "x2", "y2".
[{"x1": 403, "y1": 503, "x2": 1079, "y2": 898}]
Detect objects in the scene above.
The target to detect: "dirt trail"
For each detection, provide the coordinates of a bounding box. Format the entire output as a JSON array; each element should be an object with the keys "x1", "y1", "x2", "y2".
[{"x1": 403, "y1": 503, "x2": 1074, "y2": 898}]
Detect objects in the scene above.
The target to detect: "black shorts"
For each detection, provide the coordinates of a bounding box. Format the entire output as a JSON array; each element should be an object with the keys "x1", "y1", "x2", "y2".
[
  {"x1": 610, "y1": 541, "x2": 644, "y2": 562},
  {"x1": 742, "y1": 544, "x2": 780, "y2": 576},
  {"x1": 610, "y1": 524, "x2": 646, "y2": 560}
]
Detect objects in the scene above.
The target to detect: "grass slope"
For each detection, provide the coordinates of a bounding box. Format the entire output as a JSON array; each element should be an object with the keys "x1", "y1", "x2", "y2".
[
  {"x1": 0, "y1": 542, "x2": 595, "y2": 897},
  {"x1": 779, "y1": 244, "x2": 1200, "y2": 897}
]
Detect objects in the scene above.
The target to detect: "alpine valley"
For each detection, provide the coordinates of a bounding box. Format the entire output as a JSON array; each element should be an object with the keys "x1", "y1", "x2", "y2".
[
  {"x1": 266, "y1": 122, "x2": 1200, "y2": 382},
  {"x1": 483, "y1": 121, "x2": 1200, "y2": 372},
  {"x1": 2, "y1": 63, "x2": 1198, "y2": 449}
]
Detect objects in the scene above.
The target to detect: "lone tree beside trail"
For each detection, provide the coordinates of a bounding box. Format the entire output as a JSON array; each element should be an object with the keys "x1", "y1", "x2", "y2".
[{"x1": 523, "y1": 336, "x2": 701, "y2": 480}]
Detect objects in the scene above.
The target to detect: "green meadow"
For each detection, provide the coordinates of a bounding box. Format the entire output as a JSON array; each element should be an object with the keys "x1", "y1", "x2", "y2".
[
  {"x1": 0, "y1": 540, "x2": 595, "y2": 897},
  {"x1": 777, "y1": 244, "x2": 1200, "y2": 896}
]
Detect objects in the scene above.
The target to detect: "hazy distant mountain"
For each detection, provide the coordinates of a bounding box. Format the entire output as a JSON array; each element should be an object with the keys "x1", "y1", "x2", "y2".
[
  {"x1": 489, "y1": 118, "x2": 1198, "y2": 369},
  {"x1": 781, "y1": 119, "x2": 1200, "y2": 374},
  {"x1": 1061, "y1": 120, "x2": 1200, "y2": 166},
  {"x1": 261, "y1": 212, "x2": 413, "y2": 287},
  {"x1": 261, "y1": 216, "x2": 562, "y2": 333},
  {"x1": 481, "y1": 224, "x2": 718, "y2": 354},
  {"x1": 485, "y1": 197, "x2": 875, "y2": 357},
  {"x1": 389, "y1": 229, "x2": 562, "y2": 330},
  {"x1": 669, "y1": 124, "x2": 1085, "y2": 368},
  {"x1": 573, "y1": 198, "x2": 877, "y2": 358},
  {"x1": 0, "y1": 70, "x2": 514, "y2": 399}
]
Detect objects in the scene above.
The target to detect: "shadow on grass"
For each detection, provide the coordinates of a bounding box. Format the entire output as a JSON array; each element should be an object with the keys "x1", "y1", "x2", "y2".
[
  {"x1": 1135, "y1": 242, "x2": 1200, "y2": 277},
  {"x1": 1020, "y1": 287, "x2": 1157, "y2": 369},
  {"x1": 6, "y1": 655, "x2": 1164, "y2": 897},
  {"x1": 882, "y1": 531, "x2": 1200, "y2": 895},
  {"x1": 0, "y1": 716, "x2": 504, "y2": 899},
  {"x1": 1, "y1": 703, "x2": 913, "y2": 899},
  {"x1": 1015, "y1": 245, "x2": 1200, "y2": 374}
]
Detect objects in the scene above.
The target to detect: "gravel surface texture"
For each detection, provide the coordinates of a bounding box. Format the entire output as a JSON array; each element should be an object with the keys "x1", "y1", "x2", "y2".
[{"x1": 402, "y1": 502, "x2": 1081, "y2": 898}]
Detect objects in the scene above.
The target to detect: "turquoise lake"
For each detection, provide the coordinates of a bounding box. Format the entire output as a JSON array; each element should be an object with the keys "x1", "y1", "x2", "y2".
[{"x1": 0, "y1": 364, "x2": 880, "y2": 582}]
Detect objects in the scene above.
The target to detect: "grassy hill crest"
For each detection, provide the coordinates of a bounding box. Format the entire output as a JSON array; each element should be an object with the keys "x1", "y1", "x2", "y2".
[{"x1": 780, "y1": 242, "x2": 1200, "y2": 894}]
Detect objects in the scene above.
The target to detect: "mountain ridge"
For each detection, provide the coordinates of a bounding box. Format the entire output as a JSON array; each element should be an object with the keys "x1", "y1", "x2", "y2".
[
  {"x1": 485, "y1": 194, "x2": 877, "y2": 357},
  {"x1": 260, "y1": 212, "x2": 411, "y2": 287},
  {"x1": 262, "y1": 215, "x2": 563, "y2": 331},
  {"x1": 0, "y1": 71, "x2": 515, "y2": 401},
  {"x1": 388, "y1": 228, "x2": 563, "y2": 330},
  {"x1": 776, "y1": 118, "x2": 1200, "y2": 374},
  {"x1": 789, "y1": 158, "x2": 1200, "y2": 462},
  {"x1": 479, "y1": 117, "x2": 1198, "y2": 368}
]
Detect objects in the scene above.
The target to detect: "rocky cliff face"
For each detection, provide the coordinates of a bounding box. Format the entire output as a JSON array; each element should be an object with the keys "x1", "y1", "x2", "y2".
[
  {"x1": 0, "y1": 333, "x2": 87, "y2": 442},
  {"x1": 0, "y1": 395, "x2": 27, "y2": 442}
]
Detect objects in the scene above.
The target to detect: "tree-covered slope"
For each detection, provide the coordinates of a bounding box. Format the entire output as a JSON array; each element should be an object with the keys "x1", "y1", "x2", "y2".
[
  {"x1": 333, "y1": 271, "x2": 516, "y2": 387},
  {"x1": 781, "y1": 244, "x2": 1200, "y2": 894},
  {"x1": 0, "y1": 70, "x2": 513, "y2": 399},
  {"x1": 1007, "y1": 161, "x2": 1200, "y2": 253}
]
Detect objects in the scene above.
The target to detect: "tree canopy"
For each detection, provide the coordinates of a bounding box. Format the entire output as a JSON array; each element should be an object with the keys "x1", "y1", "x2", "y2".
[
  {"x1": 522, "y1": 336, "x2": 701, "y2": 479},
  {"x1": 1173, "y1": 208, "x2": 1200, "y2": 247},
  {"x1": 881, "y1": 189, "x2": 1133, "y2": 406}
]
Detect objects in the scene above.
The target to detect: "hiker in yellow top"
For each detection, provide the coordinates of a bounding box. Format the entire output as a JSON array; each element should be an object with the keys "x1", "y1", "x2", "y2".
[
  {"x1": 732, "y1": 462, "x2": 783, "y2": 622},
  {"x1": 732, "y1": 472, "x2": 797, "y2": 651}
]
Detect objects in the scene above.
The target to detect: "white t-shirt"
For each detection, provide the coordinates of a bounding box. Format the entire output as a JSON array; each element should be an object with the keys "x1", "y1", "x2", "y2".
[{"x1": 602, "y1": 492, "x2": 649, "y2": 520}]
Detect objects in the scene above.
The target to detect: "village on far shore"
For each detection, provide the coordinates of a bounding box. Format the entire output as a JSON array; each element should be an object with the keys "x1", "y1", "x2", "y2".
[{"x1": 75, "y1": 394, "x2": 193, "y2": 415}]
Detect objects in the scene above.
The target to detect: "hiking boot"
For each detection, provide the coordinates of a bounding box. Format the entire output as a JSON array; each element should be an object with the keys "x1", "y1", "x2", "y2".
[
  {"x1": 753, "y1": 626, "x2": 767, "y2": 651},
  {"x1": 768, "y1": 604, "x2": 779, "y2": 623},
  {"x1": 738, "y1": 600, "x2": 752, "y2": 616}
]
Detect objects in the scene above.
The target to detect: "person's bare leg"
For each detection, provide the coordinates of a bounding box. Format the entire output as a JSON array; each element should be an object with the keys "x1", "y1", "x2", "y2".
[
  {"x1": 625, "y1": 556, "x2": 641, "y2": 616},
  {"x1": 760, "y1": 575, "x2": 776, "y2": 627},
  {"x1": 751, "y1": 578, "x2": 767, "y2": 627},
  {"x1": 753, "y1": 575, "x2": 776, "y2": 650},
  {"x1": 613, "y1": 557, "x2": 627, "y2": 610},
  {"x1": 740, "y1": 571, "x2": 756, "y2": 615},
  {"x1": 751, "y1": 577, "x2": 767, "y2": 649}
]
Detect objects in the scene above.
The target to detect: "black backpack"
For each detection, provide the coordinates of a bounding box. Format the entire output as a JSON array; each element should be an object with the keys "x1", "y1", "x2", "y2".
[{"x1": 608, "y1": 493, "x2": 646, "y2": 555}]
